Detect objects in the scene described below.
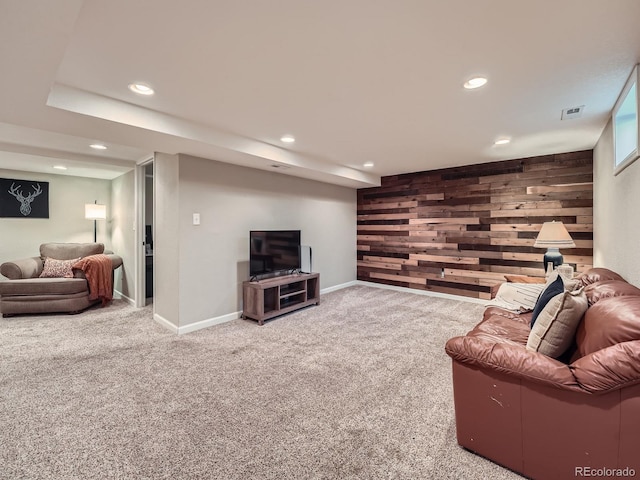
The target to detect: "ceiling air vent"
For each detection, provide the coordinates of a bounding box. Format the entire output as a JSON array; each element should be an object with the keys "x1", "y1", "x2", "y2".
[{"x1": 561, "y1": 105, "x2": 585, "y2": 120}]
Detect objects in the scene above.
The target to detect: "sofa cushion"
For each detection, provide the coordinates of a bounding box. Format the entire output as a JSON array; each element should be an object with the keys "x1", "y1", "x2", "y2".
[
  {"x1": 526, "y1": 288, "x2": 588, "y2": 358},
  {"x1": 483, "y1": 306, "x2": 533, "y2": 326},
  {"x1": 584, "y1": 280, "x2": 640, "y2": 306},
  {"x1": 577, "y1": 267, "x2": 626, "y2": 286},
  {"x1": 445, "y1": 333, "x2": 581, "y2": 391},
  {"x1": 574, "y1": 296, "x2": 640, "y2": 358},
  {"x1": 0, "y1": 278, "x2": 89, "y2": 296},
  {"x1": 472, "y1": 314, "x2": 531, "y2": 346},
  {"x1": 40, "y1": 243, "x2": 104, "y2": 260},
  {"x1": 39, "y1": 257, "x2": 79, "y2": 278},
  {"x1": 530, "y1": 275, "x2": 564, "y2": 327}
]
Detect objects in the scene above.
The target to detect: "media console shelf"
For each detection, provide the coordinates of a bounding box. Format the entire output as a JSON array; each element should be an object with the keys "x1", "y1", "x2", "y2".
[{"x1": 242, "y1": 273, "x2": 320, "y2": 325}]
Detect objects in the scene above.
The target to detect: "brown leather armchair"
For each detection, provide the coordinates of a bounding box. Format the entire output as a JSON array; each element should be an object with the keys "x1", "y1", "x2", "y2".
[{"x1": 445, "y1": 268, "x2": 640, "y2": 480}]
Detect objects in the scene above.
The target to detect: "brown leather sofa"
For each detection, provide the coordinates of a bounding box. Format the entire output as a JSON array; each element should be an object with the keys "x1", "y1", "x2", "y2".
[
  {"x1": 445, "y1": 268, "x2": 640, "y2": 480},
  {"x1": 0, "y1": 243, "x2": 122, "y2": 317}
]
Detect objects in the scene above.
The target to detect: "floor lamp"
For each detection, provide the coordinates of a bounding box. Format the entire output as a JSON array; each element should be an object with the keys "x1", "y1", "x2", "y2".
[{"x1": 85, "y1": 201, "x2": 106, "y2": 243}]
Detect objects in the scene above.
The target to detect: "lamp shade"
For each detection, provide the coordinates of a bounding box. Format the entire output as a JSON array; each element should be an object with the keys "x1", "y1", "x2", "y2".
[
  {"x1": 534, "y1": 221, "x2": 575, "y2": 248},
  {"x1": 85, "y1": 203, "x2": 106, "y2": 220}
]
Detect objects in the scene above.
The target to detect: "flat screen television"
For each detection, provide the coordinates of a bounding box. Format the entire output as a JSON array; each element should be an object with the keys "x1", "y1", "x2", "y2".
[{"x1": 250, "y1": 230, "x2": 301, "y2": 278}]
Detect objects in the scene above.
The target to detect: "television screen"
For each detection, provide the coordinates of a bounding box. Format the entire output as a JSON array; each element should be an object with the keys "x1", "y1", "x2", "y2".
[{"x1": 250, "y1": 230, "x2": 301, "y2": 277}]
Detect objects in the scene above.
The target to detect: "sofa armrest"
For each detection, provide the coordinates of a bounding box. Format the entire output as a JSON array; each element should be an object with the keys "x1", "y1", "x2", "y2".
[
  {"x1": 570, "y1": 340, "x2": 640, "y2": 393},
  {"x1": 105, "y1": 254, "x2": 123, "y2": 270},
  {"x1": 71, "y1": 254, "x2": 122, "y2": 279},
  {"x1": 0, "y1": 256, "x2": 43, "y2": 279},
  {"x1": 445, "y1": 335, "x2": 582, "y2": 392}
]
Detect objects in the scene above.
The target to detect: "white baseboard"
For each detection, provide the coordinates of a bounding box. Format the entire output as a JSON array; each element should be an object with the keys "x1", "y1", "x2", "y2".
[
  {"x1": 153, "y1": 311, "x2": 240, "y2": 335},
  {"x1": 113, "y1": 289, "x2": 135, "y2": 306},
  {"x1": 177, "y1": 311, "x2": 241, "y2": 335},
  {"x1": 320, "y1": 280, "x2": 358, "y2": 295},
  {"x1": 315, "y1": 277, "x2": 486, "y2": 305},
  {"x1": 355, "y1": 280, "x2": 487, "y2": 305},
  {"x1": 151, "y1": 278, "x2": 483, "y2": 335},
  {"x1": 154, "y1": 313, "x2": 179, "y2": 333},
  {"x1": 159, "y1": 281, "x2": 357, "y2": 335}
]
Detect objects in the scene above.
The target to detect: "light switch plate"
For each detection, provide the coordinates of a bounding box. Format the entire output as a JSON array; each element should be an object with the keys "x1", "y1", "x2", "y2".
[{"x1": 193, "y1": 213, "x2": 200, "y2": 225}]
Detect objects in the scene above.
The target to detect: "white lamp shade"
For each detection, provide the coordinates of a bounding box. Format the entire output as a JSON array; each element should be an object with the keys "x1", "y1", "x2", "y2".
[
  {"x1": 534, "y1": 221, "x2": 575, "y2": 248},
  {"x1": 85, "y1": 203, "x2": 106, "y2": 220}
]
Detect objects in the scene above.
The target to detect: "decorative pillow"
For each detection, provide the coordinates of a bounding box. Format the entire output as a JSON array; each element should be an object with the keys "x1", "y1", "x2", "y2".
[
  {"x1": 563, "y1": 278, "x2": 583, "y2": 292},
  {"x1": 526, "y1": 288, "x2": 588, "y2": 358},
  {"x1": 505, "y1": 274, "x2": 546, "y2": 284},
  {"x1": 486, "y1": 282, "x2": 546, "y2": 312},
  {"x1": 39, "y1": 257, "x2": 80, "y2": 278},
  {"x1": 530, "y1": 275, "x2": 564, "y2": 327}
]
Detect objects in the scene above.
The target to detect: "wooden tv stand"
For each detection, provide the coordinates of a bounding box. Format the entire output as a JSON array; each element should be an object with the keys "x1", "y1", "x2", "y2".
[{"x1": 242, "y1": 273, "x2": 320, "y2": 325}]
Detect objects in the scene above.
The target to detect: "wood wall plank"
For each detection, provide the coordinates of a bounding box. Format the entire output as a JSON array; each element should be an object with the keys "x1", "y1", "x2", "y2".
[{"x1": 357, "y1": 150, "x2": 594, "y2": 297}]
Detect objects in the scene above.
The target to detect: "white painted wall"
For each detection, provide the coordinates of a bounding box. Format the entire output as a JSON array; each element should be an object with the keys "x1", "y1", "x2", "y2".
[
  {"x1": 111, "y1": 170, "x2": 135, "y2": 298},
  {"x1": 0, "y1": 168, "x2": 112, "y2": 272},
  {"x1": 153, "y1": 153, "x2": 181, "y2": 328},
  {"x1": 593, "y1": 118, "x2": 640, "y2": 286},
  {"x1": 164, "y1": 154, "x2": 356, "y2": 328}
]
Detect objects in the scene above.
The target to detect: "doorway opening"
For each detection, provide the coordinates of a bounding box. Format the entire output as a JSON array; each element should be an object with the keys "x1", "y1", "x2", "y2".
[
  {"x1": 144, "y1": 162, "x2": 154, "y2": 304},
  {"x1": 135, "y1": 158, "x2": 154, "y2": 308}
]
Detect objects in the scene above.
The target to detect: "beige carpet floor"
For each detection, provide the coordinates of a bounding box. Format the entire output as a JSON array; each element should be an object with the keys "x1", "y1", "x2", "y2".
[{"x1": 1, "y1": 285, "x2": 523, "y2": 479}]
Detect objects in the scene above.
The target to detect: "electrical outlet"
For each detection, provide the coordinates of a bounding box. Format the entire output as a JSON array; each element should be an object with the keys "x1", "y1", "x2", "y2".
[{"x1": 193, "y1": 213, "x2": 200, "y2": 225}]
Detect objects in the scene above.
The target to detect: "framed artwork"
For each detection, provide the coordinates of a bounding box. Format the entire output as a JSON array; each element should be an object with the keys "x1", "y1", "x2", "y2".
[{"x1": 0, "y1": 178, "x2": 49, "y2": 218}]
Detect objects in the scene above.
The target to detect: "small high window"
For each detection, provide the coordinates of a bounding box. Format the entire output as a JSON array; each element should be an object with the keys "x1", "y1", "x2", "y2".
[{"x1": 613, "y1": 65, "x2": 639, "y2": 175}]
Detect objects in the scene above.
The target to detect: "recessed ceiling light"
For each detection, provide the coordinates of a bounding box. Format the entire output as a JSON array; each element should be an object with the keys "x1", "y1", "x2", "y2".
[
  {"x1": 280, "y1": 135, "x2": 295, "y2": 143},
  {"x1": 494, "y1": 138, "x2": 511, "y2": 145},
  {"x1": 53, "y1": 165, "x2": 68, "y2": 170},
  {"x1": 128, "y1": 83, "x2": 155, "y2": 95},
  {"x1": 90, "y1": 143, "x2": 108, "y2": 150},
  {"x1": 363, "y1": 162, "x2": 374, "y2": 168},
  {"x1": 464, "y1": 76, "x2": 488, "y2": 89}
]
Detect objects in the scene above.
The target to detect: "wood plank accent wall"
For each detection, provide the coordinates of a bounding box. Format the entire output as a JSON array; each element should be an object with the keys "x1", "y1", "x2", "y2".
[{"x1": 357, "y1": 150, "x2": 593, "y2": 300}]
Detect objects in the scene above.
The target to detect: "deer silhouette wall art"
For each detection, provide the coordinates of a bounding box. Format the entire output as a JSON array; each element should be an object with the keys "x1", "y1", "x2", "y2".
[
  {"x1": 9, "y1": 182, "x2": 43, "y2": 216},
  {"x1": 0, "y1": 178, "x2": 49, "y2": 218}
]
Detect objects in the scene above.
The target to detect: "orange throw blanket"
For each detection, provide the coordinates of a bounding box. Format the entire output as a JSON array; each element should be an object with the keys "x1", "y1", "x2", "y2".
[{"x1": 73, "y1": 254, "x2": 113, "y2": 306}]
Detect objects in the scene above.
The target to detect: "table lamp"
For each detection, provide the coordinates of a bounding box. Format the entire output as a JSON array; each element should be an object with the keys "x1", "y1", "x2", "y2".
[{"x1": 533, "y1": 220, "x2": 575, "y2": 271}]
